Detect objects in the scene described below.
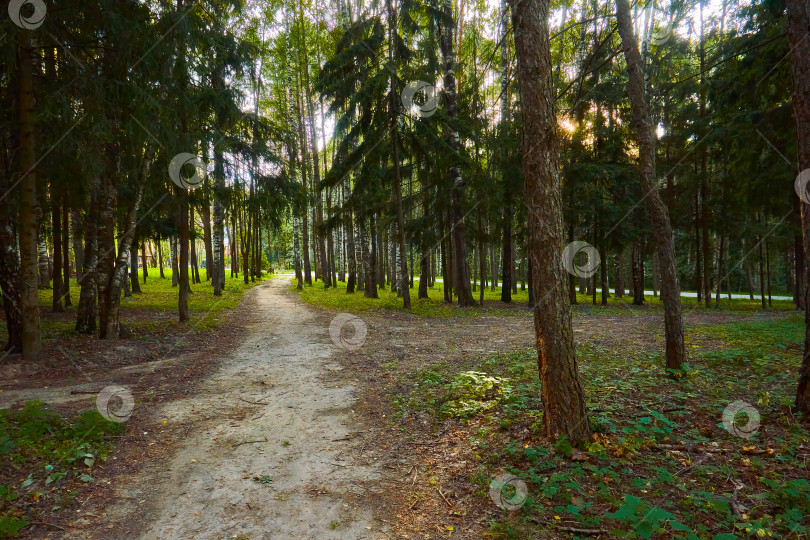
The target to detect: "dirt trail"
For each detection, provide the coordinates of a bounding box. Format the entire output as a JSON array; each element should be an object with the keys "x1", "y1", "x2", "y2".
[{"x1": 95, "y1": 278, "x2": 387, "y2": 539}]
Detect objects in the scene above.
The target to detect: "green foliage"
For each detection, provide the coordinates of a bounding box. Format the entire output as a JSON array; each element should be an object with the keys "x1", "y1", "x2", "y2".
[
  {"x1": 438, "y1": 371, "x2": 513, "y2": 419},
  {"x1": 0, "y1": 402, "x2": 125, "y2": 537},
  {"x1": 607, "y1": 494, "x2": 700, "y2": 539},
  {"x1": 0, "y1": 517, "x2": 28, "y2": 539}
]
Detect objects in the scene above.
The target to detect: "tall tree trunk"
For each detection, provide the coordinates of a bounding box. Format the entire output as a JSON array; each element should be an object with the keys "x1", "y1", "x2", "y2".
[
  {"x1": 440, "y1": 0, "x2": 474, "y2": 306},
  {"x1": 100, "y1": 148, "x2": 151, "y2": 338},
  {"x1": 178, "y1": 188, "x2": 190, "y2": 321},
  {"x1": 568, "y1": 220, "x2": 577, "y2": 303},
  {"x1": 61, "y1": 196, "x2": 71, "y2": 308},
  {"x1": 52, "y1": 200, "x2": 63, "y2": 312},
  {"x1": 788, "y1": 0, "x2": 810, "y2": 411},
  {"x1": 616, "y1": 0, "x2": 685, "y2": 371},
  {"x1": 699, "y1": 5, "x2": 711, "y2": 308},
  {"x1": 157, "y1": 235, "x2": 165, "y2": 279},
  {"x1": 715, "y1": 234, "x2": 724, "y2": 307},
  {"x1": 16, "y1": 30, "x2": 42, "y2": 358},
  {"x1": 387, "y1": 40, "x2": 412, "y2": 310},
  {"x1": 344, "y1": 179, "x2": 357, "y2": 293},
  {"x1": 299, "y1": 4, "x2": 329, "y2": 288},
  {"x1": 294, "y1": 86, "x2": 312, "y2": 287},
  {"x1": 191, "y1": 205, "x2": 200, "y2": 284},
  {"x1": 490, "y1": 240, "x2": 498, "y2": 290},
  {"x1": 511, "y1": 0, "x2": 590, "y2": 442},
  {"x1": 614, "y1": 251, "x2": 624, "y2": 297},
  {"x1": 203, "y1": 184, "x2": 213, "y2": 282},
  {"x1": 212, "y1": 56, "x2": 226, "y2": 295},
  {"x1": 76, "y1": 178, "x2": 100, "y2": 334},
  {"x1": 171, "y1": 236, "x2": 179, "y2": 287},
  {"x1": 419, "y1": 175, "x2": 430, "y2": 300},
  {"x1": 0, "y1": 175, "x2": 23, "y2": 352},
  {"x1": 600, "y1": 244, "x2": 608, "y2": 305},
  {"x1": 795, "y1": 234, "x2": 805, "y2": 308},
  {"x1": 37, "y1": 224, "x2": 50, "y2": 289},
  {"x1": 142, "y1": 240, "x2": 148, "y2": 283},
  {"x1": 130, "y1": 241, "x2": 141, "y2": 294},
  {"x1": 694, "y1": 192, "x2": 702, "y2": 302},
  {"x1": 294, "y1": 216, "x2": 303, "y2": 289},
  {"x1": 766, "y1": 239, "x2": 772, "y2": 308},
  {"x1": 632, "y1": 240, "x2": 645, "y2": 305},
  {"x1": 499, "y1": 0, "x2": 511, "y2": 304},
  {"x1": 71, "y1": 209, "x2": 84, "y2": 283},
  {"x1": 96, "y1": 172, "x2": 118, "y2": 338},
  {"x1": 759, "y1": 233, "x2": 767, "y2": 310},
  {"x1": 363, "y1": 217, "x2": 378, "y2": 298},
  {"x1": 501, "y1": 208, "x2": 513, "y2": 302},
  {"x1": 478, "y1": 210, "x2": 486, "y2": 305}
]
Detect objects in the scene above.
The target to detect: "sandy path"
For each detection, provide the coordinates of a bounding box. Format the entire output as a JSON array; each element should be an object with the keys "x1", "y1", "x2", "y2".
[{"x1": 97, "y1": 278, "x2": 386, "y2": 539}]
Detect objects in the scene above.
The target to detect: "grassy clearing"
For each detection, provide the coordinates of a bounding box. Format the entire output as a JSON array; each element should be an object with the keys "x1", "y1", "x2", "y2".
[
  {"x1": 13, "y1": 268, "x2": 266, "y2": 341},
  {"x1": 0, "y1": 402, "x2": 123, "y2": 538},
  {"x1": 296, "y1": 276, "x2": 795, "y2": 317}
]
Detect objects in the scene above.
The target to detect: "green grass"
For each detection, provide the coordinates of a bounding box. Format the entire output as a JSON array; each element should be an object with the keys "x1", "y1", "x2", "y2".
[
  {"x1": 14, "y1": 268, "x2": 267, "y2": 340},
  {"x1": 295, "y1": 276, "x2": 796, "y2": 317},
  {"x1": 0, "y1": 401, "x2": 124, "y2": 538}
]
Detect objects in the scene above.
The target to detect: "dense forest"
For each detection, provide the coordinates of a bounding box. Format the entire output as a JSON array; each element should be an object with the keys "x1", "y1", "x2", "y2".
[{"x1": 2, "y1": 0, "x2": 810, "y2": 536}]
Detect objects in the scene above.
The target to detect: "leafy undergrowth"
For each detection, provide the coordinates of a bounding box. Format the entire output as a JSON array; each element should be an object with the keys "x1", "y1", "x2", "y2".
[
  {"x1": 385, "y1": 314, "x2": 809, "y2": 538},
  {"x1": 0, "y1": 401, "x2": 124, "y2": 538}
]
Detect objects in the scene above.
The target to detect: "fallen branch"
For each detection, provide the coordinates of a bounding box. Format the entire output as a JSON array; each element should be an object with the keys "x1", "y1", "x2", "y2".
[
  {"x1": 730, "y1": 483, "x2": 745, "y2": 517},
  {"x1": 437, "y1": 488, "x2": 453, "y2": 508},
  {"x1": 675, "y1": 456, "x2": 709, "y2": 476},
  {"x1": 655, "y1": 444, "x2": 727, "y2": 454},
  {"x1": 232, "y1": 438, "x2": 268, "y2": 447},
  {"x1": 30, "y1": 522, "x2": 66, "y2": 531}
]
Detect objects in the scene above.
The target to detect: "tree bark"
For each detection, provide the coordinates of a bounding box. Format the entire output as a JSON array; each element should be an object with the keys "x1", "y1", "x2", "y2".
[
  {"x1": 0, "y1": 173, "x2": 23, "y2": 352},
  {"x1": 61, "y1": 204, "x2": 71, "y2": 306},
  {"x1": 37, "y1": 224, "x2": 50, "y2": 289},
  {"x1": 100, "y1": 148, "x2": 151, "y2": 338},
  {"x1": 440, "y1": 0, "x2": 474, "y2": 306},
  {"x1": 363, "y1": 217, "x2": 378, "y2": 298},
  {"x1": 71, "y1": 210, "x2": 83, "y2": 283},
  {"x1": 387, "y1": 22, "x2": 412, "y2": 308},
  {"x1": 616, "y1": 0, "x2": 685, "y2": 371},
  {"x1": 478, "y1": 210, "x2": 486, "y2": 305},
  {"x1": 501, "y1": 208, "x2": 513, "y2": 302},
  {"x1": 632, "y1": 240, "x2": 645, "y2": 305},
  {"x1": 16, "y1": 30, "x2": 42, "y2": 358},
  {"x1": 212, "y1": 59, "x2": 226, "y2": 295},
  {"x1": 419, "y1": 177, "x2": 430, "y2": 300},
  {"x1": 130, "y1": 241, "x2": 141, "y2": 294},
  {"x1": 788, "y1": 0, "x2": 810, "y2": 411},
  {"x1": 344, "y1": 179, "x2": 357, "y2": 293},
  {"x1": 142, "y1": 240, "x2": 148, "y2": 283},
  {"x1": 76, "y1": 178, "x2": 100, "y2": 334},
  {"x1": 52, "y1": 199, "x2": 63, "y2": 312},
  {"x1": 511, "y1": 0, "x2": 590, "y2": 442}
]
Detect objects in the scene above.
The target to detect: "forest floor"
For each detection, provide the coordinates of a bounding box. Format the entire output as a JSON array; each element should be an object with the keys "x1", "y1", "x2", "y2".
[{"x1": 1, "y1": 275, "x2": 808, "y2": 539}]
